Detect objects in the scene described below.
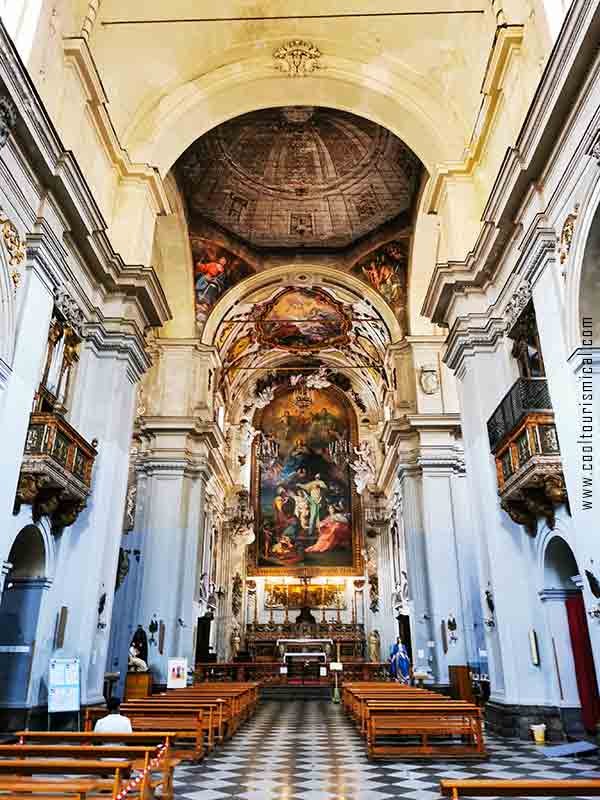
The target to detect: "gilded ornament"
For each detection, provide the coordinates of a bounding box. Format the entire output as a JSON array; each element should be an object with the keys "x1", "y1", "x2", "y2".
[
  {"x1": 0, "y1": 209, "x2": 26, "y2": 268},
  {"x1": 273, "y1": 40, "x2": 323, "y2": 77},
  {"x1": 559, "y1": 204, "x2": 579, "y2": 266}
]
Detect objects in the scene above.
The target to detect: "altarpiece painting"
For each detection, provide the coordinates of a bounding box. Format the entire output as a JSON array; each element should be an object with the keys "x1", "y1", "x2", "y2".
[{"x1": 248, "y1": 385, "x2": 363, "y2": 576}]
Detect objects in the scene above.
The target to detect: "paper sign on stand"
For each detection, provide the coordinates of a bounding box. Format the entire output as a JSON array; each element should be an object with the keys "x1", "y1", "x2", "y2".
[
  {"x1": 167, "y1": 657, "x2": 188, "y2": 688},
  {"x1": 48, "y1": 657, "x2": 80, "y2": 714}
]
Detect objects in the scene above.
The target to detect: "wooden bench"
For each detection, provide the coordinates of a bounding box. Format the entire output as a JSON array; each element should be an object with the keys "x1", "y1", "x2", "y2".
[
  {"x1": 366, "y1": 702, "x2": 485, "y2": 760},
  {"x1": 0, "y1": 759, "x2": 132, "y2": 799},
  {"x1": 440, "y1": 779, "x2": 600, "y2": 798},
  {"x1": 15, "y1": 732, "x2": 179, "y2": 795},
  {"x1": 0, "y1": 746, "x2": 178, "y2": 800},
  {"x1": 0, "y1": 777, "x2": 103, "y2": 800},
  {"x1": 119, "y1": 700, "x2": 229, "y2": 745},
  {"x1": 81, "y1": 708, "x2": 205, "y2": 761},
  {"x1": 125, "y1": 702, "x2": 223, "y2": 749}
]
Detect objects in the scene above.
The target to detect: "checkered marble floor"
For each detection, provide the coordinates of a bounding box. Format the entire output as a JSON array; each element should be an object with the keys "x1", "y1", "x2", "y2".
[{"x1": 173, "y1": 700, "x2": 600, "y2": 800}]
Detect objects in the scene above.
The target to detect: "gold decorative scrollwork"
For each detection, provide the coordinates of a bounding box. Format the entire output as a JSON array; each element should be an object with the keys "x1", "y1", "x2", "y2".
[{"x1": 0, "y1": 208, "x2": 26, "y2": 293}]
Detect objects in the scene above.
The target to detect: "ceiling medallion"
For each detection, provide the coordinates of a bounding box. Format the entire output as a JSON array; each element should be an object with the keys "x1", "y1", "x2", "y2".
[{"x1": 273, "y1": 40, "x2": 323, "y2": 77}]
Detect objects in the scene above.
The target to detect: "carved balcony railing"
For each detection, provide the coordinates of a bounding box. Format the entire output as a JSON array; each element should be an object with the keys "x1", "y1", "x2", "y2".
[
  {"x1": 488, "y1": 378, "x2": 568, "y2": 536},
  {"x1": 487, "y1": 378, "x2": 567, "y2": 536},
  {"x1": 487, "y1": 377, "x2": 552, "y2": 452},
  {"x1": 14, "y1": 412, "x2": 97, "y2": 534}
]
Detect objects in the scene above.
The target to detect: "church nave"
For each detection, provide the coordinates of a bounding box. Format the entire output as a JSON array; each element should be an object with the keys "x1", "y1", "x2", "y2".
[{"x1": 173, "y1": 702, "x2": 600, "y2": 800}]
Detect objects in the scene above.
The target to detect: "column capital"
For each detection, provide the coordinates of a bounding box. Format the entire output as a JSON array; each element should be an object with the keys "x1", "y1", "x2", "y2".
[
  {"x1": 83, "y1": 320, "x2": 153, "y2": 383},
  {"x1": 443, "y1": 314, "x2": 506, "y2": 378},
  {"x1": 539, "y1": 588, "x2": 579, "y2": 602}
]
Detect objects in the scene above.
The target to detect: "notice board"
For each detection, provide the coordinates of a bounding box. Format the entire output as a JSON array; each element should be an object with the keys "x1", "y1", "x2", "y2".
[{"x1": 48, "y1": 657, "x2": 80, "y2": 713}]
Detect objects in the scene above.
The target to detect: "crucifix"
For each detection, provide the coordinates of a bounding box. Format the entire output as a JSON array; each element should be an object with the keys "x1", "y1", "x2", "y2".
[{"x1": 300, "y1": 574, "x2": 312, "y2": 608}]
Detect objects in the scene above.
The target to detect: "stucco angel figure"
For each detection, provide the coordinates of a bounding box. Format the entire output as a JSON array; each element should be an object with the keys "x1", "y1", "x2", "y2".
[
  {"x1": 254, "y1": 386, "x2": 275, "y2": 409},
  {"x1": 350, "y1": 441, "x2": 376, "y2": 495},
  {"x1": 305, "y1": 366, "x2": 331, "y2": 390},
  {"x1": 238, "y1": 419, "x2": 259, "y2": 465}
]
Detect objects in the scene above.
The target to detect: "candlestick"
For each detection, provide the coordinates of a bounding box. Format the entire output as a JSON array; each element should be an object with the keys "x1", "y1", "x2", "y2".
[{"x1": 321, "y1": 604, "x2": 326, "y2": 623}]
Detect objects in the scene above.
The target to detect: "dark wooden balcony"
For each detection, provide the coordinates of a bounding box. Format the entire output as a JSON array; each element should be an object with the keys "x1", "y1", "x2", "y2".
[
  {"x1": 14, "y1": 412, "x2": 97, "y2": 534},
  {"x1": 487, "y1": 378, "x2": 567, "y2": 535},
  {"x1": 487, "y1": 377, "x2": 552, "y2": 453}
]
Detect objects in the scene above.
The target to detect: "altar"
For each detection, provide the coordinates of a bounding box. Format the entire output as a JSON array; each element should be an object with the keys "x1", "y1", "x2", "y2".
[{"x1": 247, "y1": 622, "x2": 365, "y2": 660}]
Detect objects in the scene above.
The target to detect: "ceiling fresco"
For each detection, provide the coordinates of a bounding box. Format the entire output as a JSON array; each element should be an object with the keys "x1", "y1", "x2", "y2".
[
  {"x1": 254, "y1": 288, "x2": 352, "y2": 352},
  {"x1": 212, "y1": 283, "x2": 391, "y2": 410},
  {"x1": 351, "y1": 239, "x2": 408, "y2": 333},
  {"x1": 191, "y1": 236, "x2": 255, "y2": 330},
  {"x1": 176, "y1": 106, "x2": 423, "y2": 249}
]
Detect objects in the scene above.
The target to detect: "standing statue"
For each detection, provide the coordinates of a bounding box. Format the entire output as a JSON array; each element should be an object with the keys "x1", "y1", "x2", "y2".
[
  {"x1": 128, "y1": 643, "x2": 148, "y2": 672},
  {"x1": 368, "y1": 629, "x2": 381, "y2": 663},
  {"x1": 130, "y1": 625, "x2": 148, "y2": 664},
  {"x1": 390, "y1": 636, "x2": 411, "y2": 684},
  {"x1": 230, "y1": 627, "x2": 241, "y2": 659}
]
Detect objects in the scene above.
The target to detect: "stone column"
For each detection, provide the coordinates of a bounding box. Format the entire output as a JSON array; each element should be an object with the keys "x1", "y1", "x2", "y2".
[
  {"x1": 419, "y1": 453, "x2": 470, "y2": 684},
  {"x1": 39, "y1": 323, "x2": 149, "y2": 705},
  {"x1": 134, "y1": 451, "x2": 211, "y2": 683},
  {"x1": 0, "y1": 256, "x2": 54, "y2": 543},
  {"x1": 398, "y1": 464, "x2": 434, "y2": 677}
]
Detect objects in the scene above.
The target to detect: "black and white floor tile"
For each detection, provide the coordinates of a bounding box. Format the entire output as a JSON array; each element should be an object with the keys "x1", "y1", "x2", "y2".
[{"x1": 173, "y1": 700, "x2": 600, "y2": 800}]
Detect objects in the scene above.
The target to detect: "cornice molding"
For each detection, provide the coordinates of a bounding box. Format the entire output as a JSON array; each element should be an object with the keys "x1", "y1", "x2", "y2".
[
  {"x1": 0, "y1": 22, "x2": 171, "y2": 330},
  {"x1": 443, "y1": 315, "x2": 506, "y2": 376},
  {"x1": 424, "y1": 25, "x2": 525, "y2": 215},
  {"x1": 406, "y1": 413, "x2": 461, "y2": 434},
  {"x1": 83, "y1": 319, "x2": 152, "y2": 382},
  {"x1": 422, "y1": 0, "x2": 600, "y2": 327},
  {"x1": 62, "y1": 38, "x2": 170, "y2": 216}
]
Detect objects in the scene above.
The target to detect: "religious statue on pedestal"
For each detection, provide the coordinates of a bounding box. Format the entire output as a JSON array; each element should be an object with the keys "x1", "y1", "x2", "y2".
[
  {"x1": 368, "y1": 629, "x2": 381, "y2": 662},
  {"x1": 128, "y1": 643, "x2": 148, "y2": 672},
  {"x1": 230, "y1": 627, "x2": 242, "y2": 659},
  {"x1": 390, "y1": 636, "x2": 411, "y2": 683}
]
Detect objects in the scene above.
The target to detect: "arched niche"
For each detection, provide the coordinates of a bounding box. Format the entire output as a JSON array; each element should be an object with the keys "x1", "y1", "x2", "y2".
[
  {"x1": 543, "y1": 535, "x2": 579, "y2": 591},
  {"x1": 0, "y1": 525, "x2": 48, "y2": 706},
  {"x1": 541, "y1": 534, "x2": 600, "y2": 735},
  {"x1": 6, "y1": 524, "x2": 46, "y2": 580}
]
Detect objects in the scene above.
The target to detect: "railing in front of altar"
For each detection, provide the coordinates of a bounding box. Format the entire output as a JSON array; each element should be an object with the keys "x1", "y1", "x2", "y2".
[{"x1": 193, "y1": 661, "x2": 391, "y2": 684}]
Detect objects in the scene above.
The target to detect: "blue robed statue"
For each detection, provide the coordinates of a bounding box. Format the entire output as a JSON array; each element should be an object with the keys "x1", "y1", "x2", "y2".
[{"x1": 390, "y1": 637, "x2": 411, "y2": 683}]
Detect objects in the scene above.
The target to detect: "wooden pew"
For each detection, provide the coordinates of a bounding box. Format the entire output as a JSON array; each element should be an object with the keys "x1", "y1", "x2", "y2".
[
  {"x1": 0, "y1": 759, "x2": 131, "y2": 799},
  {"x1": 0, "y1": 746, "x2": 177, "y2": 800},
  {"x1": 15, "y1": 731, "x2": 179, "y2": 794},
  {"x1": 120, "y1": 702, "x2": 223, "y2": 750},
  {"x1": 0, "y1": 777, "x2": 103, "y2": 800},
  {"x1": 440, "y1": 779, "x2": 600, "y2": 798},
  {"x1": 366, "y1": 702, "x2": 485, "y2": 760},
  {"x1": 81, "y1": 708, "x2": 205, "y2": 761}
]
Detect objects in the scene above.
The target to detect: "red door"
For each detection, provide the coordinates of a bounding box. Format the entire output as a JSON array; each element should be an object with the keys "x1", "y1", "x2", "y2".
[{"x1": 566, "y1": 594, "x2": 600, "y2": 732}]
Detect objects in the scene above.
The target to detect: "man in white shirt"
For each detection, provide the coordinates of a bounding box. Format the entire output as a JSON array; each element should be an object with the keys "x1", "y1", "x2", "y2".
[{"x1": 94, "y1": 697, "x2": 133, "y2": 733}]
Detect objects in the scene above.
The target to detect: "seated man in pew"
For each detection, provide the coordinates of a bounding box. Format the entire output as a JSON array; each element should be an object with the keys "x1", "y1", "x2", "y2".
[{"x1": 94, "y1": 697, "x2": 132, "y2": 734}]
